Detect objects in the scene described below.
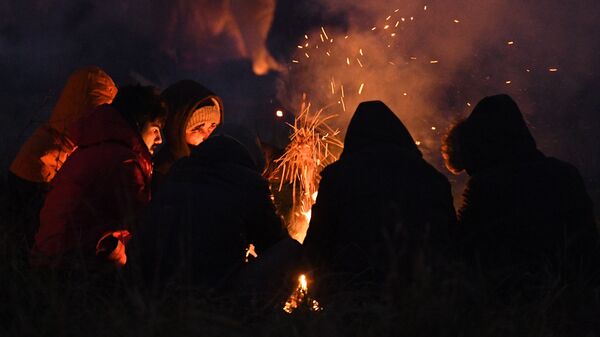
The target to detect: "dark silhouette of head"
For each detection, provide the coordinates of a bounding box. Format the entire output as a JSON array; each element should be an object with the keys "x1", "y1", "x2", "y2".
[
  {"x1": 442, "y1": 94, "x2": 538, "y2": 175},
  {"x1": 111, "y1": 84, "x2": 168, "y2": 133},
  {"x1": 343, "y1": 100, "x2": 421, "y2": 158}
]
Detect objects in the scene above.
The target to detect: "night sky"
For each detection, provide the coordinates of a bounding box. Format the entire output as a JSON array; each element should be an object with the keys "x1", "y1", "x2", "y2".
[{"x1": 1, "y1": 0, "x2": 599, "y2": 217}]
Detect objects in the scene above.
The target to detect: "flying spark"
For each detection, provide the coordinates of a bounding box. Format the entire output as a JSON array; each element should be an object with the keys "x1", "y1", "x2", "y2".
[{"x1": 358, "y1": 83, "x2": 365, "y2": 95}]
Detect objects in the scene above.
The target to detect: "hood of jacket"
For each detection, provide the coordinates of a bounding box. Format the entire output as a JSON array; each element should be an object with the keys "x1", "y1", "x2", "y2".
[
  {"x1": 48, "y1": 66, "x2": 117, "y2": 135},
  {"x1": 461, "y1": 94, "x2": 542, "y2": 175},
  {"x1": 187, "y1": 135, "x2": 258, "y2": 172},
  {"x1": 69, "y1": 104, "x2": 152, "y2": 163},
  {"x1": 341, "y1": 100, "x2": 421, "y2": 159},
  {"x1": 160, "y1": 80, "x2": 224, "y2": 160}
]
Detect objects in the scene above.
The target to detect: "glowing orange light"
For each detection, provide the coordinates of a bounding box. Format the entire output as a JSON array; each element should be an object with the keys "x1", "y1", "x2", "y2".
[{"x1": 276, "y1": 109, "x2": 284, "y2": 118}]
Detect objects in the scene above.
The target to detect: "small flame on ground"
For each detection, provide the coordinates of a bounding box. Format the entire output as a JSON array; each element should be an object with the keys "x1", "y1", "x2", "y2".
[{"x1": 283, "y1": 274, "x2": 323, "y2": 314}]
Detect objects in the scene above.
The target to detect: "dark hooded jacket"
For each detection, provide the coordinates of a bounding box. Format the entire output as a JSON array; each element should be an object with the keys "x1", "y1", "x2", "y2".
[
  {"x1": 456, "y1": 94, "x2": 598, "y2": 285},
  {"x1": 135, "y1": 135, "x2": 284, "y2": 289},
  {"x1": 303, "y1": 101, "x2": 456, "y2": 290},
  {"x1": 153, "y1": 80, "x2": 223, "y2": 188},
  {"x1": 31, "y1": 105, "x2": 153, "y2": 268}
]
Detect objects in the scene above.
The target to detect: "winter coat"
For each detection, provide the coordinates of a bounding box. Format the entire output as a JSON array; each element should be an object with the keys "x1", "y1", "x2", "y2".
[
  {"x1": 10, "y1": 66, "x2": 117, "y2": 183},
  {"x1": 456, "y1": 94, "x2": 599, "y2": 284},
  {"x1": 135, "y1": 135, "x2": 284, "y2": 289},
  {"x1": 153, "y1": 80, "x2": 223, "y2": 187},
  {"x1": 32, "y1": 105, "x2": 153, "y2": 267},
  {"x1": 303, "y1": 101, "x2": 457, "y2": 290}
]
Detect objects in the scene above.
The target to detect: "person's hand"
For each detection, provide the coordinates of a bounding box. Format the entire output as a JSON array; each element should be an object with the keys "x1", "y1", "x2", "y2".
[{"x1": 96, "y1": 230, "x2": 131, "y2": 267}]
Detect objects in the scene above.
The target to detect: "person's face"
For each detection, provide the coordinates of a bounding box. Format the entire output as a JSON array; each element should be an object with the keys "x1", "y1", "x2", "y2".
[
  {"x1": 140, "y1": 120, "x2": 163, "y2": 155},
  {"x1": 185, "y1": 119, "x2": 219, "y2": 146}
]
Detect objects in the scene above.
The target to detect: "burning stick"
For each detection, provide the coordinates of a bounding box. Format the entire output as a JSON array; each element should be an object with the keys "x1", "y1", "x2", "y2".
[
  {"x1": 283, "y1": 274, "x2": 323, "y2": 313},
  {"x1": 272, "y1": 95, "x2": 343, "y2": 243}
]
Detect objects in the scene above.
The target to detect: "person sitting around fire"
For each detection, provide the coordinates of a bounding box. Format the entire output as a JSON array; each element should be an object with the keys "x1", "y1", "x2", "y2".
[
  {"x1": 6, "y1": 66, "x2": 117, "y2": 253},
  {"x1": 31, "y1": 85, "x2": 167, "y2": 269},
  {"x1": 133, "y1": 125, "x2": 297, "y2": 300},
  {"x1": 303, "y1": 101, "x2": 457, "y2": 296},
  {"x1": 442, "y1": 94, "x2": 599, "y2": 291},
  {"x1": 152, "y1": 79, "x2": 223, "y2": 190}
]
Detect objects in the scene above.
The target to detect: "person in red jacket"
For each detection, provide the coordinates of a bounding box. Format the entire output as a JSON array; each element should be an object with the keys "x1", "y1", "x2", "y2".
[{"x1": 31, "y1": 85, "x2": 168, "y2": 269}]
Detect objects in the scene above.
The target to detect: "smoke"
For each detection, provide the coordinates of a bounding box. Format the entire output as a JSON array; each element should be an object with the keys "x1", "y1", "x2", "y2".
[
  {"x1": 277, "y1": 0, "x2": 600, "y2": 205},
  {"x1": 1, "y1": 0, "x2": 599, "y2": 210}
]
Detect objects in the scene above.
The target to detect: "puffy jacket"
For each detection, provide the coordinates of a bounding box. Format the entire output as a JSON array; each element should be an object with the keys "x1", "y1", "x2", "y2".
[
  {"x1": 10, "y1": 66, "x2": 117, "y2": 183},
  {"x1": 32, "y1": 105, "x2": 152, "y2": 267}
]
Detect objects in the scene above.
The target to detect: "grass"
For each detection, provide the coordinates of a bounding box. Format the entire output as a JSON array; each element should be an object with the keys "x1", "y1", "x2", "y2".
[{"x1": 1, "y1": 171, "x2": 599, "y2": 337}]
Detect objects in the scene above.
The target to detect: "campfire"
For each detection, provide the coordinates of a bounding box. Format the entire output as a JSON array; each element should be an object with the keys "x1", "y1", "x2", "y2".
[
  {"x1": 272, "y1": 95, "x2": 343, "y2": 243},
  {"x1": 283, "y1": 274, "x2": 323, "y2": 314}
]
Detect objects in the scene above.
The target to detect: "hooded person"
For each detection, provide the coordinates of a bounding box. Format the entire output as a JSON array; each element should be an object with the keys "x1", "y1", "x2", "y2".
[
  {"x1": 31, "y1": 85, "x2": 167, "y2": 269},
  {"x1": 442, "y1": 94, "x2": 599, "y2": 289},
  {"x1": 303, "y1": 101, "x2": 457, "y2": 296},
  {"x1": 133, "y1": 125, "x2": 293, "y2": 298},
  {"x1": 6, "y1": 66, "x2": 117, "y2": 253},
  {"x1": 153, "y1": 80, "x2": 223, "y2": 189}
]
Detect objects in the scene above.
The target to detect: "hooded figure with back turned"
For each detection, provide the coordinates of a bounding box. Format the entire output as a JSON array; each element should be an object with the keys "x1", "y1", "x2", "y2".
[
  {"x1": 442, "y1": 94, "x2": 599, "y2": 289},
  {"x1": 304, "y1": 101, "x2": 457, "y2": 296}
]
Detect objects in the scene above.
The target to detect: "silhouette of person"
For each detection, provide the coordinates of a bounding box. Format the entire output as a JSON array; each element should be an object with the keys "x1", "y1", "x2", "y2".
[
  {"x1": 442, "y1": 94, "x2": 599, "y2": 289},
  {"x1": 304, "y1": 101, "x2": 456, "y2": 295}
]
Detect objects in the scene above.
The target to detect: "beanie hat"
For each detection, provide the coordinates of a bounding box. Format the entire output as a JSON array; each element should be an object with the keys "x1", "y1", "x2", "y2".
[{"x1": 186, "y1": 98, "x2": 221, "y2": 132}]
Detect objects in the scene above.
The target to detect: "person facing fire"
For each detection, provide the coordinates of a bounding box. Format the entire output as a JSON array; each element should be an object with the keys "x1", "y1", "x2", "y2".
[
  {"x1": 31, "y1": 85, "x2": 167, "y2": 269},
  {"x1": 6, "y1": 66, "x2": 117, "y2": 252},
  {"x1": 303, "y1": 101, "x2": 457, "y2": 295},
  {"x1": 153, "y1": 80, "x2": 223, "y2": 189},
  {"x1": 134, "y1": 127, "x2": 290, "y2": 294},
  {"x1": 442, "y1": 94, "x2": 599, "y2": 289}
]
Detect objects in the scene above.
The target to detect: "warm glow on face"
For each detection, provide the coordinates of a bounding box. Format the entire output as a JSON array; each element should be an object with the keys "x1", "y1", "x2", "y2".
[
  {"x1": 140, "y1": 120, "x2": 163, "y2": 155},
  {"x1": 185, "y1": 121, "x2": 218, "y2": 146}
]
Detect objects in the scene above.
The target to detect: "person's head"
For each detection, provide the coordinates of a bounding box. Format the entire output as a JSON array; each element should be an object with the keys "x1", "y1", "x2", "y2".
[
  {"x1": 441, "y1": 119, "x2": 469, "y2": 174},
  {"x1": 160, "y1": 80, "x2": 224, "y2": 160},
  {"x1": 184, "y1": 97, "x2": 221, "y2": 146},
  {"x1": 442, "y1": 94, "x2": 538, "y2": 176},
  {"x1": 111, "y1": 85, "x2": 168, "y2": 155}
]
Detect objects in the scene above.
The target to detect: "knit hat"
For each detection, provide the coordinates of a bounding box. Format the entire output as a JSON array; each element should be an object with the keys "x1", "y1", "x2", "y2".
[{"x1": 186, "y1": 98, "x2": 221, "y2": 132}]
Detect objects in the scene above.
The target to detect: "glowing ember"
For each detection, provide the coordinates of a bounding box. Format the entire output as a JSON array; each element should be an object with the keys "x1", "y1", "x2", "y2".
[
  {"x1": 430, "y1": 60, "x2": 439, "y2": 64},
  {"x1": 415, "y1": 140, "x2": 421, "y2": 145},
  {"x1": 358, "y1": 83, "x2": 365, "y2": 95},
  {"x1": 505, "y1": 80, "x2": 512, "y2": 84},
  {"x1": 320, "y1": 26, "x2": 329, "y2": 40},
  {"x1": 454, "y1": 19, "x2": 460, "y2": 23},
  {"x1": 283, "y1": 274, "x2": 323, "y2": 314},
  {"x1": 244, "y1": 244, "x2": 257, "y2": 263},
  {"x1": 507, "y1": 41, "x2": 514, "y2": 45},
  {"x1": 549, "y1": 68, "x2": 558, "y2": 72},
  {"x1": 276, "y1": 109, "x2": 284, "y2": 117}
]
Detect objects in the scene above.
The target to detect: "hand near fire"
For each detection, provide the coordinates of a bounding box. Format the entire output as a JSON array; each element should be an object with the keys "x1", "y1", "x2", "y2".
[{"x1": 95, "y1": 230, "x2": 132, "y2": 267}]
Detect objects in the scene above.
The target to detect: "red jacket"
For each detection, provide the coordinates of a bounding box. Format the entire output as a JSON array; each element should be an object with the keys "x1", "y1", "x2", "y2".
[{"x1": 32, "y1": 105, "x2": 153, "y2": 267}]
